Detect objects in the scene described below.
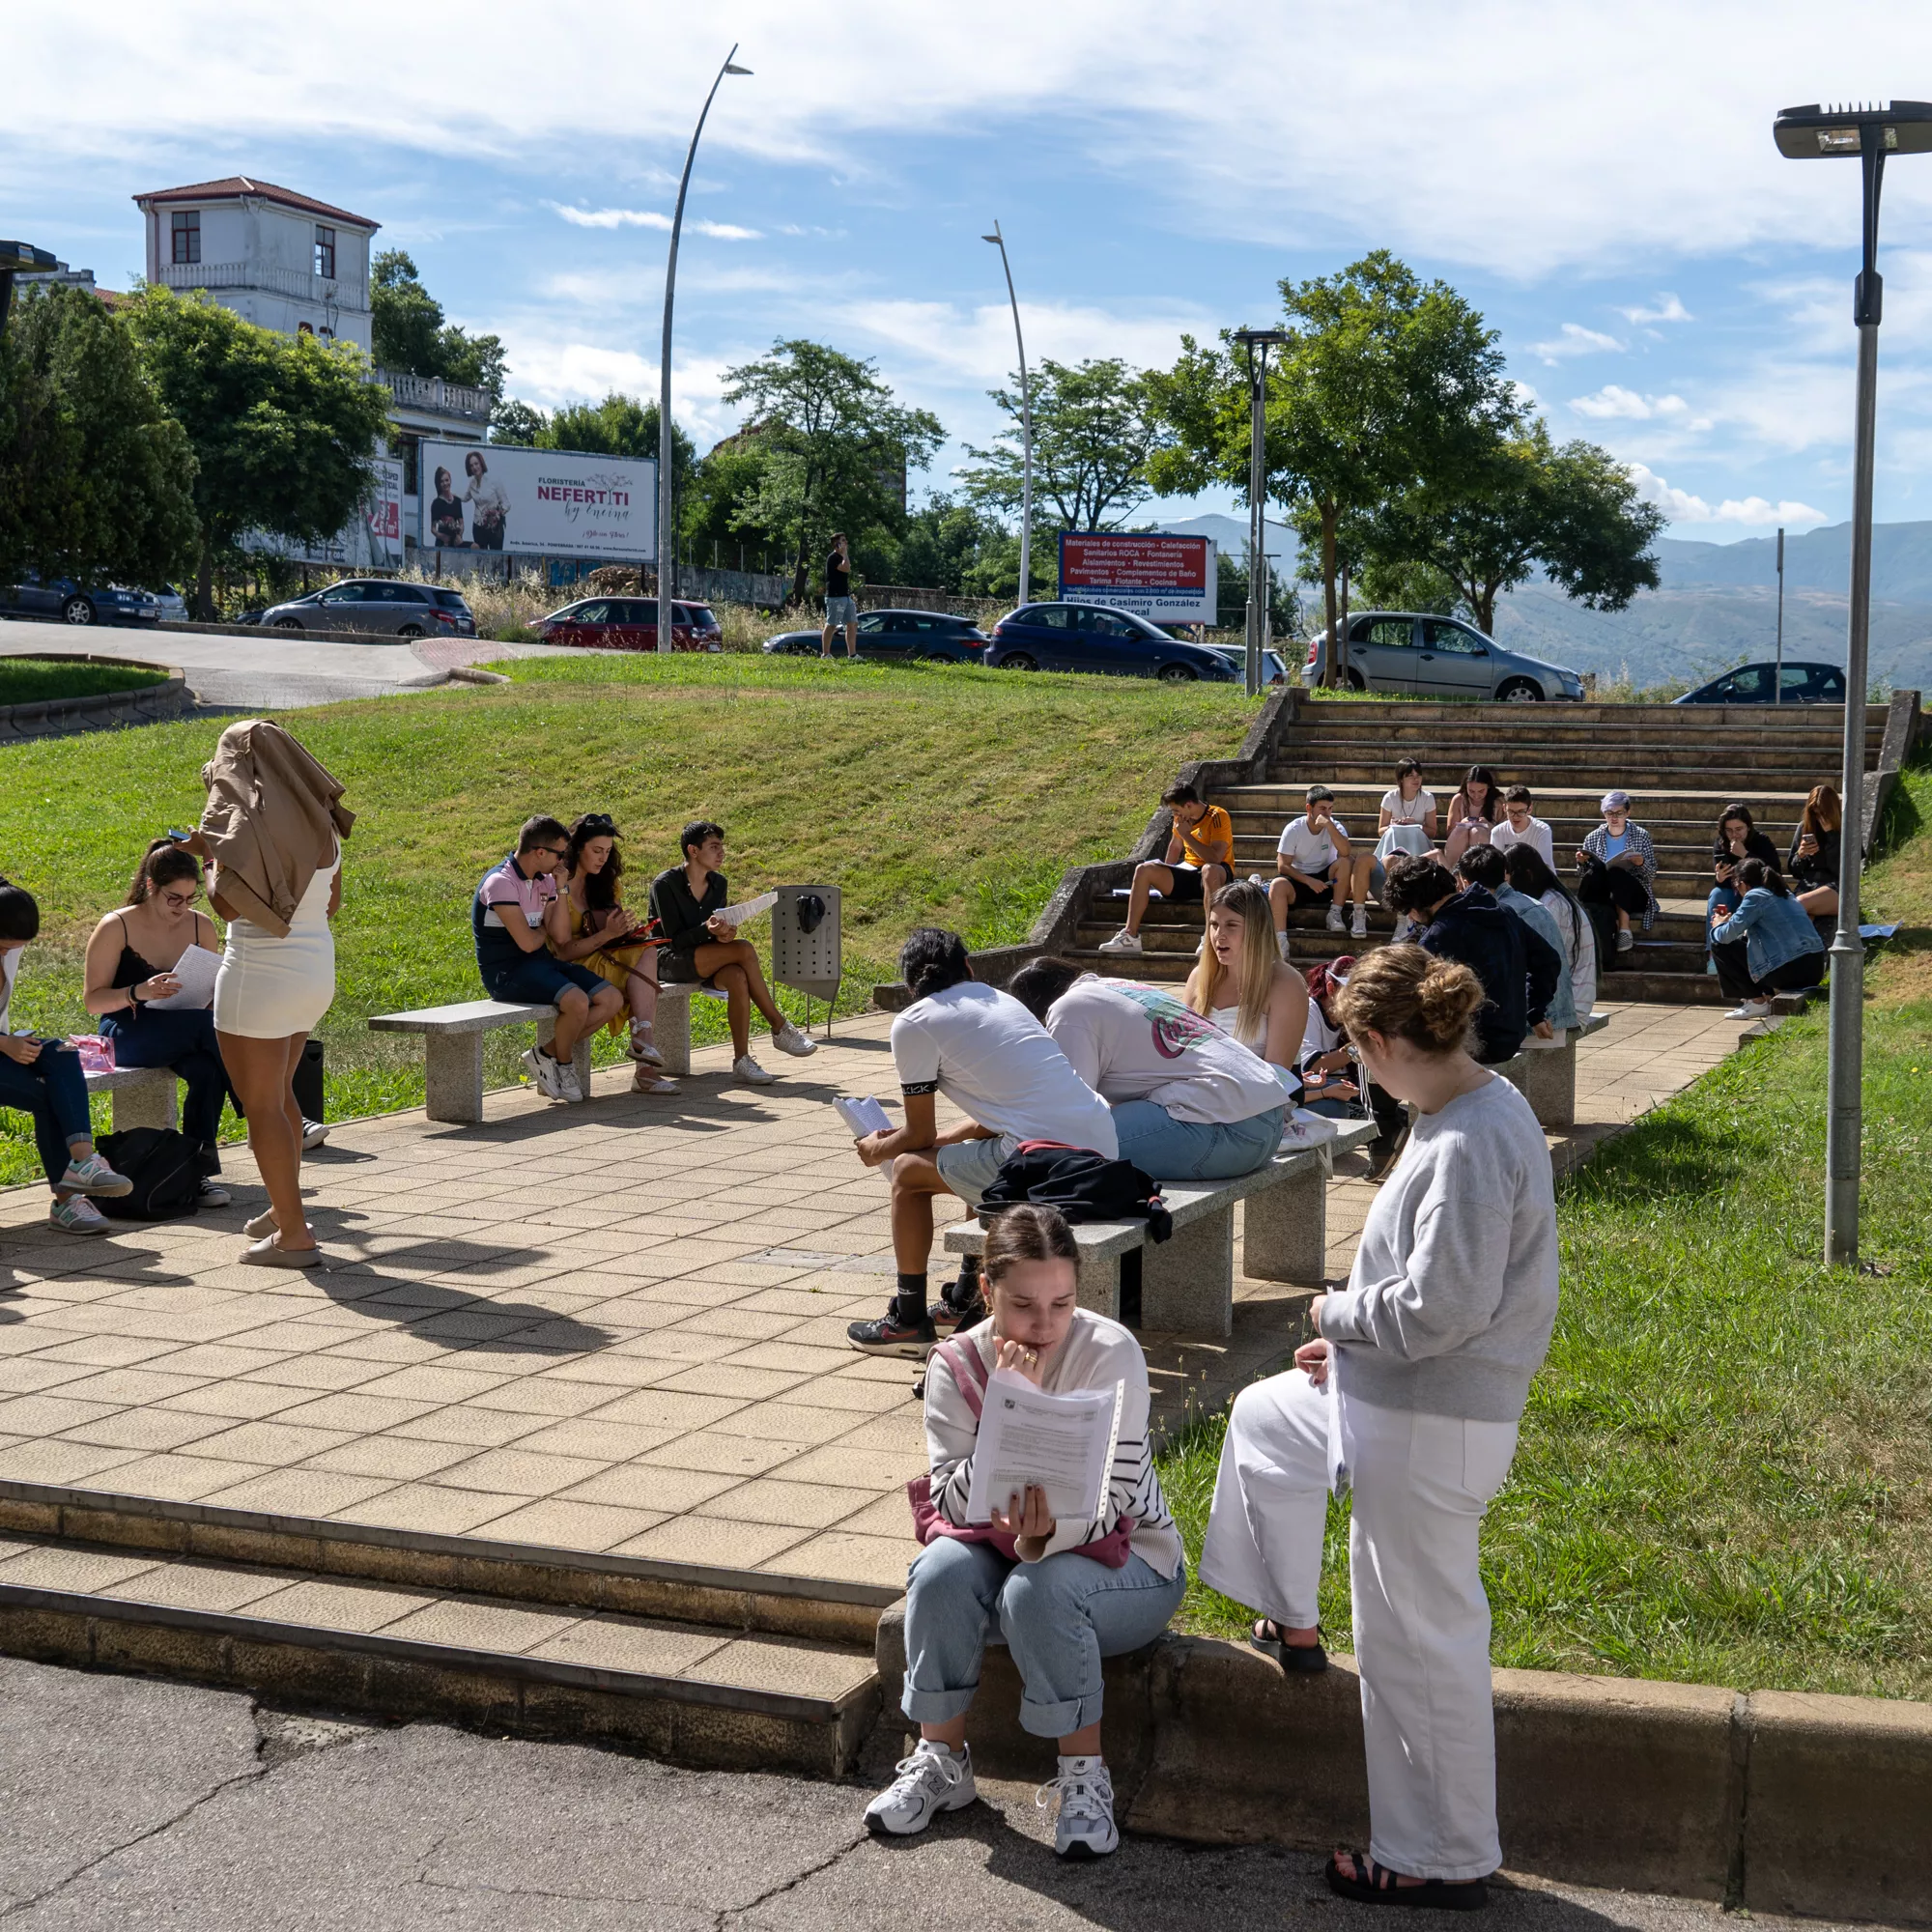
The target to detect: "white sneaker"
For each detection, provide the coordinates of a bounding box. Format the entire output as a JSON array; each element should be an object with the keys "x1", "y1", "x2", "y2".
[
  {"x1": 1037, "y1": 1756, "x2": 1118, "y2": 1860},
  {"x1": 50, "y1": 1196, "x2": 110, "y2": 1236},
  {"x1": 733, "y1": 1053, "x2": 776, "y2": 1085},
  {"x1": 1275, "y1": 929, "x2": 1291, "y2": 963},
  {"x1": 56, "y1": 1151, "x2": 133, "y2": 1198},
  {"x1": 1325, "y1": 903, "x2": 1346, "y2": 933},
  {"x1": 1392, "y1": 914, "x2": 1415, "y2": 944},
  {"x1": 1350, "y1": 905, "x2": 1368, "y2": 940},
  {"x1": 1724, "y1": 1000, "x2": 1772, "y2": 1020},
  {"x1": 865, "y1": 1740, "x2": 977, "y2": 1837},
  {"x1": 773, "y1": 1023, "x2": 818, "y2": 1058},
  {"x1": 300, "y1": 1119, "x2": 329, "y2": 1151},
  {"x1": 522, "y1": 1045, "x2": 565, "y2": 1100},
  {"x1": 1616, "y1": 928, "x2": 1634, "y2": 953},
  {"x1": 198, "y1": 1180, "x2": 232, "y2": 1208},
  {"x1": 1096, "y1": 929, "x2": 1143, "y2": 954},
  {"x1": 554, "y1": 1056, "x2": 586, "y2": 1103}
]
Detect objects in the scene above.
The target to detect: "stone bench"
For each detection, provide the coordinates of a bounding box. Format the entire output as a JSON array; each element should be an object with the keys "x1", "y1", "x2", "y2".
[
  {"x1": 83, "y1": 1065, "x2": 180, "y2": 1132},
  {"x1": 1495, "y1": 1009, "x2": 1611, "y2": 1129},
  {"x1": 368, "y1": 982, "x2": 706, "y2": 1125},
  {"x1": 942, "y1": 1119, "x2": 1379, "y2": 1339}
]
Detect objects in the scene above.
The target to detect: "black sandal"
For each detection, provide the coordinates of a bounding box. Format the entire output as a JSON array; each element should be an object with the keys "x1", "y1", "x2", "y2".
[
  {"x1": 1325, "y1": 1851, "x2": 1488, "y2": 1911},
  {"x1": 1249, "y1": 1618, "x2": 1328, "y2": 1673}
]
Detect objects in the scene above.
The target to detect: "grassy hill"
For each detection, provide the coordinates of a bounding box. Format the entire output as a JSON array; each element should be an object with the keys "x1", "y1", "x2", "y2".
[{"x1": 0, "y1": 655, "x2": 1252, "y2": 1180}]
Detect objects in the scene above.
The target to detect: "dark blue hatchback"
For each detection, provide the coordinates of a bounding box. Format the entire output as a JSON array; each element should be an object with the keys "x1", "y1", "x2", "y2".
[{"x1": 986, "y1": 602, "x2": 1240, "y2": 682}]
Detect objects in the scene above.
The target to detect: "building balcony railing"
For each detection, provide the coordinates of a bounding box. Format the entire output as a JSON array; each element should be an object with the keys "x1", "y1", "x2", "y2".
[
  {"x1": 375, "y1": 368, "x2": 495, "y2": 423},
  {"x1": 153, "y1": 259, "x2": 370, "y2": 311}
]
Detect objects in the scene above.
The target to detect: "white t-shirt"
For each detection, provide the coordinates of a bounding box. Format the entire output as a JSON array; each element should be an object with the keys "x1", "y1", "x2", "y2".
[
  {"x1": 1490, "y1": 815, "x2": 1554, "y2": 867},
  {"x1": 892, "y1": 980, "x2": 1118, "y2": 1157},
  {"x1": 1542, "y1": 890, "x2": 1598, "y2": 1021},
  {"x1": 1277, "y1": 814, "x2": 1345, "y2": 874},
  {"x1": 1379, "y1": 786, "x2": 1436, "y2": 826},
  {"x1": 0, "y1": 949, "x2": 17, "y2": 1032},
  {"x1": 1045, "y1": 977, "x2": 1285, "y2": 1125}
]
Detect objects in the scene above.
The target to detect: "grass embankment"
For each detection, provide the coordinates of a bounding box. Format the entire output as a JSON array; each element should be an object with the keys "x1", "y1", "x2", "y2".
[
  {"x1": 0, "y1": 659, "x2": 168, "y2": 706},
  {"x1": 1163, "y1": 760, "x2": 1932, "y2": 1698},
  {"x1": 0, "y1": 653, "x2": 1251, "y2": 1179}
]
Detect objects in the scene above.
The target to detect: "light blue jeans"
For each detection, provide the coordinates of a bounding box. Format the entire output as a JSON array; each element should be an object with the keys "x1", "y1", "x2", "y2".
[
  {"x1": 1109, "y1": 1100, "x2": 1285, "y2": 1182},
  {"x1": 902, "y1": 1537, "x2": 1186, "y2": 1737}
]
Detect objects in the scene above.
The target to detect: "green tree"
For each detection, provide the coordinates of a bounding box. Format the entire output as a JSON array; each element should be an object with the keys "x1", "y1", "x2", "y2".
[
  {"x1": 1361, "y1": 424, "x2": 1665, "y2": 633},
  {"x1": 0, "y1": 286, "x2": 200, "y2": 591},
  {"x1": 720, "y1": 340, "x2": 944, "y2": 603},
  {"x1": 959, "y1": 357, "x2": 1170, "y2": 532},
  {"x1": 681, "y1": 434, "x2": 785, "y2": 570},
  {"x1": 489, "y1": 397, "x2": 548, "y2": 446},
  {"x1": 123, "y1": 288, "x2": 393, "y2": 617},
  {"x1": 540, "y1": 392, "x2": 695, "y2": 490},
  {"x1": 369, "y1": 250, "x2": 507, "y2": 398},
  {"x1": 887, "y1": 495, "x2": 1012, "y2": 593},
  {"x1": 1148, "y1": 251, "x2": 1516, "y2": 684}
]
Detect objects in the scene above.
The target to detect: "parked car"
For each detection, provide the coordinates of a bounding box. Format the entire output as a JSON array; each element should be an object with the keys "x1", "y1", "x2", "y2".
[
  {"x1": 1306, "y1": 611, "x2": 1584, "y2": 700},
  {"x1": 1, "y1": 574, "x2": 161, "y2": 627},
  {"x1": 150, "y1": 584, "x2": 189, "y2": 624},
  {"x1": 260, "y1": 579, "x2": 475, "y2": 639},
  {"x1": 762, "y1": 609, "x2": 990, "y2": 663},
  {"x1": 535, "y1": 597, "x2": 723, "y2": 652},
  {"x1": 986, "y1": 602, "x2": 1241, "y2": 682},
  {"x1": 1206, "y1": 645, "x2": 1290, "y2": 686},
  {"x1": 1674, "y1": 661, "x2": 1848, "y2": 704}
]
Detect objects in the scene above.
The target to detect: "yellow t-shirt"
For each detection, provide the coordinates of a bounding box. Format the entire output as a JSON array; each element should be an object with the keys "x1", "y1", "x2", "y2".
[{"x1": 1175, "y1": 804, "x2": 1232, "y2": 866}]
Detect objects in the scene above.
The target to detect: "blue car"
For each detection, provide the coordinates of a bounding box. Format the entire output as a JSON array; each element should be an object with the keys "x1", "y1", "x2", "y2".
[
  {"x1": 1674, "y1": 661, "x2": 1847, "y2": 704},
  {"x1": 0, "y1": 573, "x2": 160, "y2": 627},
  {"x1": 987, "y1": 602, "x2": 1240, "y2": 682},
  {"x1": 762, "y1": 608, "x2": 990, "y2": 664}
]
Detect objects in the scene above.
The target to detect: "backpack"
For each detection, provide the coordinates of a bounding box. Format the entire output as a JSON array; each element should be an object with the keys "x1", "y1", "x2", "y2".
[
  {"x1": 93, "y1": 1128, "x2": 203, "y2": 1221},
  {"x1": 979, "y1": 1144, "x2": 1174, "y2": 1242}
]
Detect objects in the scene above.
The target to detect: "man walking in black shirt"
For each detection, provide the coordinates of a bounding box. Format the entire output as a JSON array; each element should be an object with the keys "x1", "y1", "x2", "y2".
[{"x1": 821, "y1": 531, "x2": 858, "y2": 660}]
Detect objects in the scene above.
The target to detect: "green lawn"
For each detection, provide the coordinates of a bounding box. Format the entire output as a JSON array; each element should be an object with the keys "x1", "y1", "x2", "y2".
[
  {"x1": 0, "y1": 659, "x2": 168, "y2": 706},
  {"x1": 0, "y1": 653, "x2": 1253, "y2": 1179},
  {"x1": 1162, "y1": 760, "x2": 1932, "y2": 1699}
]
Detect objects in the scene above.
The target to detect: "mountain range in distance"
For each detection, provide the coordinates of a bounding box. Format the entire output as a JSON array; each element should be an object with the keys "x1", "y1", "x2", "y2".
[{"x1": 1151, "y1": 512, "x2": 1932, "y2": 693}]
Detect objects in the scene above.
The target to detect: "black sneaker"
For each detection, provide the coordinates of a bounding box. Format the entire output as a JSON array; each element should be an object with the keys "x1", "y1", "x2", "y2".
[
  {"x1": 1364, "y1": 1133, "x2": 1404, "y2": 1181},
  {"x1": 846, "y1": 1296, "x2": 937, "y2": 1358},
  {"x1": 931, "y1": 1289, "x2": 986, "y2": 1338}
]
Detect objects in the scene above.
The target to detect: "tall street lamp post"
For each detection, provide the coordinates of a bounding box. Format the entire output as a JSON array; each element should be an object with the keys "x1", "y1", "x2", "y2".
[
  {"x1": 982, "y1": 222, "x2": 1033, "y2": 606},
  {"x1": 658, "y1": 45, "x2": 752, "y2": 655},
  {"x1": 1232, "y1": 328, "x2": 1290, "y2": 697},
  {"x1": 0, "y1": 242, "x2": 57, "y2": 348},
  {"x1": 1773, "y1": 99, "x2": 1932, "y2": 1264}
]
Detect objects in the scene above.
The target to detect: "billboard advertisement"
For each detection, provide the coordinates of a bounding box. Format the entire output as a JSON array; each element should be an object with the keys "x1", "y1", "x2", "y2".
[
  {"x1": 1058, "y1": 531, "x2": 1216, "y2": 625},
  {"x1": 248, "y1": 457, "x2": 405, "y2": 571},
  {"x1": 417, "y1": 441, "x2": 657, "y2": 562}
]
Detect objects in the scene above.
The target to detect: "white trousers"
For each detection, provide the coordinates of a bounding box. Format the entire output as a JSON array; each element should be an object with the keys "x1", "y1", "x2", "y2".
[{"x1": 1199, "y1": 1368, "x2": 1519, "y2": 1883}]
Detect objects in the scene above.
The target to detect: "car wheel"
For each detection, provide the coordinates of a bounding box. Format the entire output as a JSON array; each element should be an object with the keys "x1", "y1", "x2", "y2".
[
  {"x1": 1496, "y1": 677, "x2": 1543, "y2": 702},
  {"x1": 1157, "y1": 663, "x2": 1197, "y2": 684},
  {"x1": 61, "y1": 596, "x2": 95, "y2": 625},
  {"x1": 398, "y1": 624, "x2": 425, "y2": 639},
  {"x1": 1001, "y1": 652, "x2": 1038, "y2": 671},
  {"x1": 275, "y1": 617, "x2": 304, "y2": 630},
  {"x1": 1347, "y1": 669, "x2": 1367, "y2": 692}
]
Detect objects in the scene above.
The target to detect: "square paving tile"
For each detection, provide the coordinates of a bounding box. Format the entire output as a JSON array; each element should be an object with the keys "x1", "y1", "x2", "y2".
[
  {"x1": 91, "y1": 1452, "x2": 277, "y2": 1503},
  {"x1": 246, "y1": 1577, "x2": 437, "y2": 1634},
  {"x1": 526, "y1": 1616, "x2": 727, "y2": 1678},
  {"x1": 697, "y1": 1477, "x2": 875, "y2": 1531},
  {"x1": 474, "y1": 1499, "x2": 668, "y2": 1553},
  {"x1": 430, "y1": 1447, "x2": 609, "y2": 1498},
  {"x1": 198, "y1": 1468, "x2": 399, "y2": 1518},
  {"x1": 611, "y1": 1516, "x2": 814, "y2": 1572},
  {"x1": 556, "y1": 1463, "x2": 744, "y2": 1513},
  {"x1": 379, "y1": 1598, "x2": 577, "y2": 1654},
  {"x1": 327, "y1": 1485, "x2": 531, "y2": 1538}
]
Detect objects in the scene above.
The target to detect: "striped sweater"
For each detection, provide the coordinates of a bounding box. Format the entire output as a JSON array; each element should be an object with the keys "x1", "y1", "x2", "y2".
[{"x1": 923, "y1": 1309, "x2": 1184, "y2": 1579}]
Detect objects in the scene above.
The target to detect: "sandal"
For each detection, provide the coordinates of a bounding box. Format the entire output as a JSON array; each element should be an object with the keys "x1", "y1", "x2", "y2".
[
  {"x1": 1325, "y1": 1851, "x2": 1488, "y2": 1911},
  {"x1": 1249, "y1": 1618, "x2": 1328, "y2": 1673}
]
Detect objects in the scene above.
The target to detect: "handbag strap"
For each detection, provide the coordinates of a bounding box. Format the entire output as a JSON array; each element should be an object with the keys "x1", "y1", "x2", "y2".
[{"x1": 931, "y1": 1338, "x2": 989, "y2": 1420}]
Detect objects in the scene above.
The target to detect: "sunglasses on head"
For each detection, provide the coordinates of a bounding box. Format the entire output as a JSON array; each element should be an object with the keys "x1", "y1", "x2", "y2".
[{"x1": 579, "y1": 814, "x2": 618, "y2": 838}]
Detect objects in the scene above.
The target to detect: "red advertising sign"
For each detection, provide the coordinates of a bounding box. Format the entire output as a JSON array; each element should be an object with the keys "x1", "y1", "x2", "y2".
[{"x1": 1057, "y1": 532, "x2": 1216, "y2": 623}]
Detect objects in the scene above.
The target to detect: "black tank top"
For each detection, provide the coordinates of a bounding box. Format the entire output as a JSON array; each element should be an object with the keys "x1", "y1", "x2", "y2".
[{"x1": 110, "y1": 911, "x2": 207, "y2": 991}]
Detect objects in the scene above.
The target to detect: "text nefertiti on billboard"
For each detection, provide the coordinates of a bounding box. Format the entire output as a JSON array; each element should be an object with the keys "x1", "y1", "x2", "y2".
[{"x1": 418, "y1": 441, "x2": 659, "y2": 561}]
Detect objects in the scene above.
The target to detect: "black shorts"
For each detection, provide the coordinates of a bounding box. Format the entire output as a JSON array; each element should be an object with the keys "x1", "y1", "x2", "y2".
[
  {"x1": 1163, "y1": 866, "x2": 1207, "y2": 905},
  {"x1": 1278, "y1": 876, "x2": 1334, "y2": 907}
]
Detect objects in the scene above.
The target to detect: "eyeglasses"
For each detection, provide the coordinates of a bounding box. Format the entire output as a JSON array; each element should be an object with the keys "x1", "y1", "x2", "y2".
[
  {"x1": 159, "y1": 889, "x2": 197, "y2": 908},
  {"x1": 536, "y1": 845, "x2": 567, "y2": 859}
]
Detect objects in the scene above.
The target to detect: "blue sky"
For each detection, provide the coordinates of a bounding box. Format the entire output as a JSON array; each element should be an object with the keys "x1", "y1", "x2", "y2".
[{"x1": 15, "y1": 0, "x2": 1932, "y2": 542}]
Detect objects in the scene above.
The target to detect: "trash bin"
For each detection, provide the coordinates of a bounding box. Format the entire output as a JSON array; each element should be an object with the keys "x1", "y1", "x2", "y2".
[{"x1": 773, "y1": 886, "x2": 841, "y2": 1026}]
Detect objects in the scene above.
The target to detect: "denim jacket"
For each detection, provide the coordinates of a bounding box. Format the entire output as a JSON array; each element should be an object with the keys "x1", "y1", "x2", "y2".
[{"x1": 1712, "y1": 888, "x2": 1825, "y2": 981}]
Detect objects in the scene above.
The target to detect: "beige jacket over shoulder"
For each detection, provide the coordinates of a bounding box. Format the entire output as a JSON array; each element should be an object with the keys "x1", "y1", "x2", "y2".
[{"x1": 197, "y1": 721, "x2": 355, "y2": 937}]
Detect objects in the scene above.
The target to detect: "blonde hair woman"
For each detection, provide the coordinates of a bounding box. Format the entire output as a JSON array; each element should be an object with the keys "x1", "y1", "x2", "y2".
[
  {"x1": 1200, "y1": 945, "x2": 1558, "y2": 1910},
  {"x1": 1185, "y1": 879, "x2": 1309, "y2": 1074}
]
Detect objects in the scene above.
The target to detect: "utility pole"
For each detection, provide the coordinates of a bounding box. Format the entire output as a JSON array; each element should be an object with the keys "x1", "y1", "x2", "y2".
[
  {"x1": 1775, "y1": 525, "x2": 1786, "y2": 703},
  {"x1": 1231, "y1": 328, "x2": 1289, "y2": 696},
  {"x1": 982, "y1": 223, "x2": 1033, "y2": 605}
]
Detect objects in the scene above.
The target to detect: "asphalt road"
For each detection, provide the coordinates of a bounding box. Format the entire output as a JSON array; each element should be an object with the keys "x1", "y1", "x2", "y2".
[{"x1": 0, "y1": 1657, "x2": 1885, "y2": 1932}]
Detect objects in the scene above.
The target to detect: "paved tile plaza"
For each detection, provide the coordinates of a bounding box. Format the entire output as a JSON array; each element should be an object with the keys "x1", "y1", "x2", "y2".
[{"x1": 0, "y1": 1003, "x2": 1747, "y2": 1594}]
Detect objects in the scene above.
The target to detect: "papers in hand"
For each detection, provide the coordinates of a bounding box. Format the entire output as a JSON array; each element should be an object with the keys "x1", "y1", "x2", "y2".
[
  {"x1": 965, "y1": 1371, "x2": 1125, "y2": 1528},
  {"x1": 719, "y1": 891, "x2": 778, "y2": 927},
  {"x1": 835, "y1": 1094, "x2": 893, "y2": 1138},
  {"x1": 144, "y1": 945, "x2": 221, "y2": 1011}
]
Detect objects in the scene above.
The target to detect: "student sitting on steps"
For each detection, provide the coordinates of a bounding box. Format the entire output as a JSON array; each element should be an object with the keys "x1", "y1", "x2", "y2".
[
  {"x1": 1098, "y1": 781, "x2": 1232, "y2": 956},
  {"x1": 473, "y1": 816, "x2": 624, "y2": 1105},
  {"x1": 1268, "y1": 784, "x2": 1377, "y2": 948},
  {"x1": 1709, "y1": 857, "x2": 1826, "y2": 1021},
  {"x1": 1489, "y1": 785, "x2": 1553, "y2": 867}
]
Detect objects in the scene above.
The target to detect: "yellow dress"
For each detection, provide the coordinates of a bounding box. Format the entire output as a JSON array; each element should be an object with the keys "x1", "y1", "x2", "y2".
[{"x1": 570, "y1": 902, "x2": 650, "y2": 1036}]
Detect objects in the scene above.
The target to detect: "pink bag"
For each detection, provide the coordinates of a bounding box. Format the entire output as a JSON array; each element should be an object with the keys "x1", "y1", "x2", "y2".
[
  {"x1": 906, "y1": 1338, "x2": 1133, "y2": 1568},
  {"x1": 68, "y1": 1036, "x2": 115, "y2": 1075}
]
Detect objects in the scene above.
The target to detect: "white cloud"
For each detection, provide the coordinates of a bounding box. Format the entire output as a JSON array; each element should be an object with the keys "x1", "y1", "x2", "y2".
[
  {"x1": 1618, "y1": 293, "x2": 1692, "y2": 325},
  {"x1": 839, "y1": 298, "x2": 1210, "y2": 388},
  {"x1": 1528, "y1": 324, "x2": 1624, "y2": 365},
  {"x1": 550, "y1": 204, "x2": 758, "y2": 240},
  {"x1": 1571, "y1": 384, "x2": 1706, "y2": 427},
  {"x1": 1626, "y1": 464, "x2": 1828, "y2": 528}
]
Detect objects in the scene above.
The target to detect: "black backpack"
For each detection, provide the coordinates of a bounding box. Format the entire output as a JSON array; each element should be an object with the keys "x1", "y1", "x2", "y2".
[
  {"x1": 979, "y1": 1145, "x2": 1173, "y2": 1242},
  {"x1": 93, "y1": 1128, "x2": 203, "y2": 1221}
]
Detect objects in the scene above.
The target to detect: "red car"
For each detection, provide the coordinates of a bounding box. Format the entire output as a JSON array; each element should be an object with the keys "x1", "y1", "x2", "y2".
[{"x1": 535, "y1": 596, "x2": 724, "y2": 652}]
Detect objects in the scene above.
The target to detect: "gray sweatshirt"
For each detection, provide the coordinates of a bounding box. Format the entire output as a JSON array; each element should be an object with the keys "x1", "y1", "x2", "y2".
[{"x1": 1316, "y1": 1073, "x2": 1558, "y2": 1422}]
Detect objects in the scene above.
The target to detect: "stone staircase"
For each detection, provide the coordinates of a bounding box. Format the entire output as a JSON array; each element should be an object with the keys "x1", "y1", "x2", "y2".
[{"x1": 1072, "y1": 698, "x2": 1889, "y2": 1005}]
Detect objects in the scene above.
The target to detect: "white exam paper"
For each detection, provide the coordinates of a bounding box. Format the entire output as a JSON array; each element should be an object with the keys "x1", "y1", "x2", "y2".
[
  {"x1": 144, "y1": 944, "x2": 221, "y2": 1011},
  {"x1": 719, "y1": 891, "x2": 778, "y2": 927},
  {"x1": 835, "y1": 1094, "x2": 893, "y2": 1138},
  {"x1": 965, "y1": 1371, "x2": 1124, "y2": 1527}
]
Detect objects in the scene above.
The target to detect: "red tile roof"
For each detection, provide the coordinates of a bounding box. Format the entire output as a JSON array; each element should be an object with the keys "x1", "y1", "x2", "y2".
[{"x1": 132, "y1": 178, "x2": 380, "y2": 231}]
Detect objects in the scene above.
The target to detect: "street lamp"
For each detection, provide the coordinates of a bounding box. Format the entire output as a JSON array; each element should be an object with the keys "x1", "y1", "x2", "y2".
[
  {"x1": 658, "y1": 44, "x2": 752, "y2": 655},
  {"x1": 1773, "y1": 98, "x2": 1932, "y2": 1265},
  {"x1": 981, "y1": 223, "x2": 1033, "y2": 605},
  {"x1": 0, "y1": 242, "x2": 57, "y2": 348},
  {"x1": 1231, "y1": 327, "x2": 1290, "y2": 697}
]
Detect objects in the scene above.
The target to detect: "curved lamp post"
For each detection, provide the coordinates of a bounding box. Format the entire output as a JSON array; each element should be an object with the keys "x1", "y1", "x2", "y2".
[
  {"x1": 658, "y1": 44, "x2": 752, "y2": 654},
  {"x1": 1772, "y1": 99, "x2": 1932, "y2": 1264},
  {"x1": 982, "y1": 221, "x2": 1033, "y2": 605}
]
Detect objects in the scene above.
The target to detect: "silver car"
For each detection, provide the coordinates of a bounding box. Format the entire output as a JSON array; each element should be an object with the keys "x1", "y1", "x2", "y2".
[
  {"x1": 1305, "y1": 611, "x2": 1584, "y2": 701},
  {"x1": 261, "y1": 579, "x2": 475, "y2": 639}
]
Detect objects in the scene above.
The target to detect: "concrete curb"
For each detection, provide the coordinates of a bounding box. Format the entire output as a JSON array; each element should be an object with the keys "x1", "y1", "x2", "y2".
[
  {"x1": 875, "y1": 1607, "x2": 1932, "y2": 1921},
  {"x1": 0, "y1": 668, "x2": 191, "y2": 741}
]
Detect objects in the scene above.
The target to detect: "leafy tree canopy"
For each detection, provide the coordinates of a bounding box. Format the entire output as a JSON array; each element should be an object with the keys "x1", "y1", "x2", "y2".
[{"x1": 370, "y1": 249, "x2": 507, "y2": 399}]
